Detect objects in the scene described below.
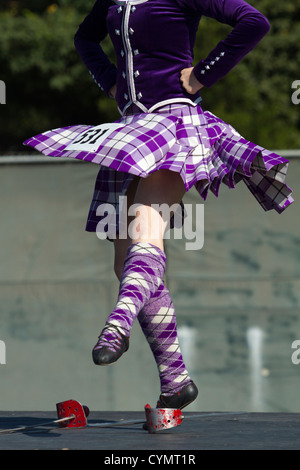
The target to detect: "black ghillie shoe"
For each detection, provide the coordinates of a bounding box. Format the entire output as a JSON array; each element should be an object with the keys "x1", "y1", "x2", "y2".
[
  {"x1": 156, "y1": 381, "x2": 198, "y2": 410},
  {"x1": 92, "y1": 324, "x2": 129, "y2": 366},
  {"x1": 142, "y1": 381, "x2": 198, "y2": 430}
]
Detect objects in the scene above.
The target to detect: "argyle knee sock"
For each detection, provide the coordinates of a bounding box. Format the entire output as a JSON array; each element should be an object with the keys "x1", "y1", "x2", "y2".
[
  {"x1": 138, "y1": 282, "x2": 192, "y2": 396},
  {"x1": 95, "y1": 242, "x2": 166, "y2": 351}
]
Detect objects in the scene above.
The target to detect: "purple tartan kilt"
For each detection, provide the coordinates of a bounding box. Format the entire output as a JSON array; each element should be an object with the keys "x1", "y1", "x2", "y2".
[{"x1": 24, "y1": 103, "x2": 294, "y2": 239}]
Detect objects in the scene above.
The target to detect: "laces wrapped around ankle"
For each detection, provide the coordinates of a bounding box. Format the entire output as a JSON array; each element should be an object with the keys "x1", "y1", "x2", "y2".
[{"x1": 95, "y1": 325, "x2": 126, "y2": 352}]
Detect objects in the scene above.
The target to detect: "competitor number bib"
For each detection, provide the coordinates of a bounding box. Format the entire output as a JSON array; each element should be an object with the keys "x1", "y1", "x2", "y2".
[{"x1": 65, "y1": 123, "x2": 122, "y2": 152}]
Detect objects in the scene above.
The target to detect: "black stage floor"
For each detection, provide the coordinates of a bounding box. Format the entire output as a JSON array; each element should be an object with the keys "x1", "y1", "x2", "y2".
[{"x1": 1, "y1": 410, "x2": 300, "y2": 451}]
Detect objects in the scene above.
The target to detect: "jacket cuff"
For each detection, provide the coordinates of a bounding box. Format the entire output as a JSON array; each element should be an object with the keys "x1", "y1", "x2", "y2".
[{"x1": 193, "y1": 45, "x2": 229, "y2": 88}]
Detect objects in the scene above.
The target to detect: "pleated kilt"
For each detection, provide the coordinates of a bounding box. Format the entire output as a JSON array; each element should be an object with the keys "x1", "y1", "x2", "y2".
[{"x1": 24, "y1": 102, "x2": 294, "y2": 239}]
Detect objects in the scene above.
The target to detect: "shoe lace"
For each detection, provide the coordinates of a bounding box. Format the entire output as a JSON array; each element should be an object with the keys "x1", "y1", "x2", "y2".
[{"x1": 96, "y1": 325, "x2": 124, "y2": 352}]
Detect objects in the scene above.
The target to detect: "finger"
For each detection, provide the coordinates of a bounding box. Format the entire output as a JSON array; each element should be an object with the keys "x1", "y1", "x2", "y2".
[{"x1": 180, "y1": 71, "x2": 187, "y2": 84}]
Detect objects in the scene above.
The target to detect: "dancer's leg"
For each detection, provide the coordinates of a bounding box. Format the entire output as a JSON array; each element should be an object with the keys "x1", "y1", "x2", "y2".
[
  {"x1": 93, "y1": 175, "x2": 167, "y2": 365},
  {"x1": 92, "y1": 171, "x2": 185, "y2": 358},
  {"x1": 94, "y1": 170, "x2": 197, "y2": 406},
  {"x1": 129, "y1": 169, "x2": 186, "y2": 251}
]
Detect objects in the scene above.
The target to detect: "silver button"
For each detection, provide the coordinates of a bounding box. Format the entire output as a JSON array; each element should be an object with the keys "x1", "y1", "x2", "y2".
[
  {"x1": 133, "y1": 49, "x2": 139, "y2": 56},
  {"x1": 115, "y1": 29, "x2": 120, "y2": 35},
  {"x1": 134, "y1": 70, "x2": 140, "y2": 78},
  {"x1": 129, "y1": 28, "x2": 134, "y2": 35},
  {"x1": 137, "y1": 92, "x2": 142, "y2": 99},
  {"x1": 121, "y1": 50, "x2": 125, "y2": 57},
  {"x1": 117, "y1": 6, "x2": 122, "y2": 13},
  {"x1": 122, "y1": 72, "x2": 126, "y2": 79},
  {"x1": 131, "y1": 6, "x2": 136, "y2": 12},
  {"x1": 124, "y1": 93, "x2": 129, "y2": 100}
]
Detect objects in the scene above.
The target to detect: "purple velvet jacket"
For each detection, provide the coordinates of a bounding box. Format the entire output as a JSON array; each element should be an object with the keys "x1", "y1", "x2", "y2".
[{"x1": 74, "y1": 0, "x2": 270, "y2": 115}]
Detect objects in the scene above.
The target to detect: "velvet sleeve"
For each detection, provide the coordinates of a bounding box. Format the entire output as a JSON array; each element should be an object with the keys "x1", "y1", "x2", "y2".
[
  {"x1": 74, "y1": 0, "x2": 117, "y2": 96},
  {"x1": 177, "y1": 0, "x2": 270, "y2": 87}
]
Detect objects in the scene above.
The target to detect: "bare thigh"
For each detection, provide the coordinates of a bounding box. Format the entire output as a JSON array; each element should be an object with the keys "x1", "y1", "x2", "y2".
[
  {"x1": 130, "y1": 169, "x2": 186, "y2": 250},
  {"x1": 113, "y1": 170, "x2": 186, "y2": 279},
  {"x1": 113, "y1": 176, "x2": 139, "y2": 280}
]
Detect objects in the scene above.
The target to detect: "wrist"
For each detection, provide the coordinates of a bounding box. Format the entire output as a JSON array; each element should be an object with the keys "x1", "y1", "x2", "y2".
[
  {"x1": 109, "y1": 84, "x2": 117, "y2": 99},
  {"x1": 191, "y1": 70, "x2": 204, "y2": 92}
]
